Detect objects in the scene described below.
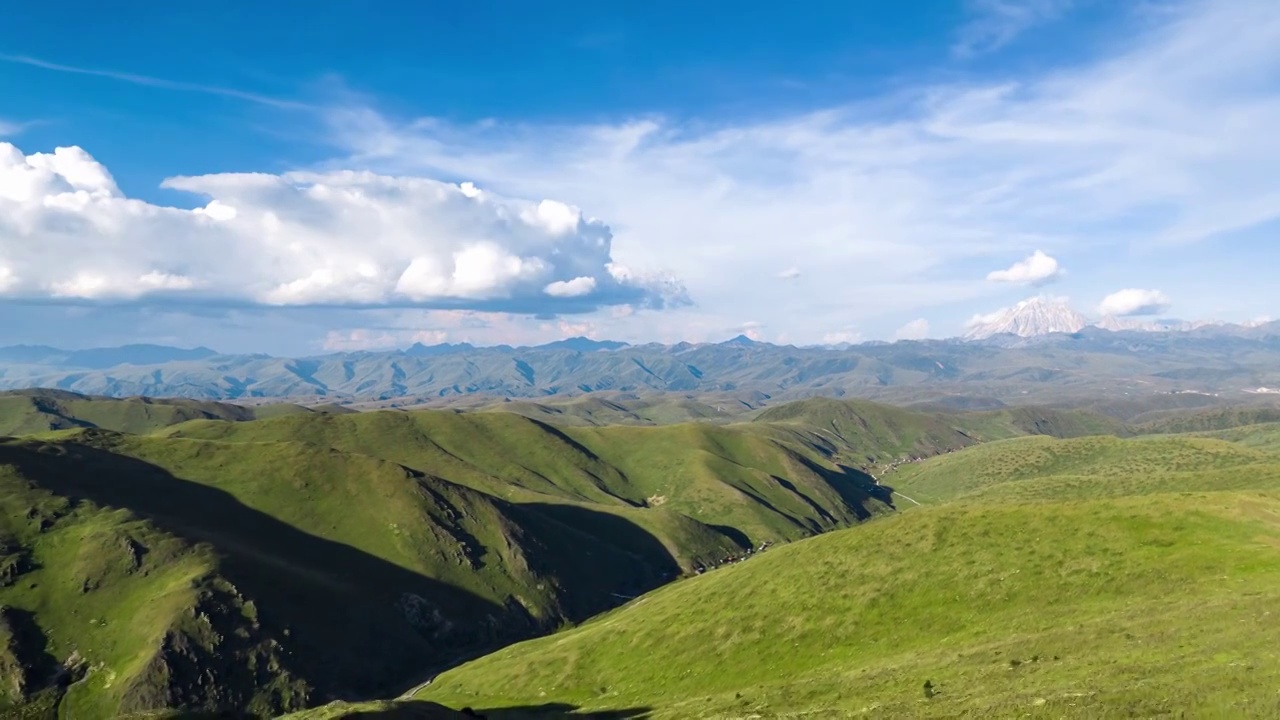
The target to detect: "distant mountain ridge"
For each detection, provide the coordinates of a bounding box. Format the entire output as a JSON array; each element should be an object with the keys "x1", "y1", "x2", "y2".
[
  {"x1": 964, "y1": 296, "x2": 1263, "y2": 340},
  {"x1": 1, "y1": 319, "x2": 1278, "y2": 404}
]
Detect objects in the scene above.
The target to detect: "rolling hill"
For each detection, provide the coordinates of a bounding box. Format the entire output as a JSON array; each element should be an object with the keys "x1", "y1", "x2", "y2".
[
  {"x1": 398, "y1": 432, "x2": 1280, "y2": 718},
  {"x1": 4, "y1": 390, "x2": 1280, "y2": 717},
  {"x1": 0, "y1": 393, "x2": 1015, "y2": 717},
  {"x1": 0, "y1": 390, "x2": 350, "y2": 437}
]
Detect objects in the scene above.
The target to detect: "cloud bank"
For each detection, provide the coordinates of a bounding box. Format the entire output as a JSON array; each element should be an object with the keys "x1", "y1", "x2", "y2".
[
  {"x1": 0, "y1": 143, "x2": 684, "y2": 313},
  {"x1": 1098, "y1": 288, "x2": 1171, "y2": 317}
]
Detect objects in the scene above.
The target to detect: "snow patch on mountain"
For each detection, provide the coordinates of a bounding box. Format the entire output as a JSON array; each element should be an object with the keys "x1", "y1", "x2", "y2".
[{"x1": 964, "y1": 297, "x2": 1088, "y2": 340}]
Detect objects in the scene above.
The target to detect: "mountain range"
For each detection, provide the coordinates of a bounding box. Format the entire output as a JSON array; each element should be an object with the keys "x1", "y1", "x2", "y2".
[{"x1": 1, "y1": 314, "x2": 1278, "y2": 406}]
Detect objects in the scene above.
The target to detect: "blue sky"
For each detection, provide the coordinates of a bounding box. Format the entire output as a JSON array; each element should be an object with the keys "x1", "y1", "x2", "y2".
[{"x1": 1, "y1": 0, "x2": 1276, "y2": 354}]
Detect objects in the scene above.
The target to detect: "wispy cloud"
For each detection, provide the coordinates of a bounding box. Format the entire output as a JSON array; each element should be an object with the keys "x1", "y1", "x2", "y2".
[
  {"x1": 0, "y1": 119, "x2": 27, "y2": 137},
  {"x1": 0, "y1": 54, "x2": 314, "y2": 111},
  {"x1": 953, "y1": 0, "x2": 1077, "y2": 57},
  {"x1": 321, "y1": 0, "x2": 1280, "y2": 340}
]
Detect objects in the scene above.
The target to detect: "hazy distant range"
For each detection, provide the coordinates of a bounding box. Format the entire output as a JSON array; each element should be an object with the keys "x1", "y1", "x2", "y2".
[{"x1": 2, "y1": 319, "x2": 1279, "y2": 409}]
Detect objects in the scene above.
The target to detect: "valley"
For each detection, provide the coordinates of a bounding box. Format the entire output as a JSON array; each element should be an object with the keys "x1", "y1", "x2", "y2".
[{"x1": 0, "y1": 388, "x2": 1277, "y2": 717}]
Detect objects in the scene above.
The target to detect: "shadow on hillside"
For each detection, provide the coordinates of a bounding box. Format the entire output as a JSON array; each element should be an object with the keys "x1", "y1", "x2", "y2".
[
  {"x1": 474, "y1": 704, "x2": 652, "y2": 719},
  {"x1": 794, "y1": 456, "x2": 897, "y2": 514},
  {"x1": 332, "y1": 701, "x2": 650, "y2": 719},
  {"x1": 512, "y1": 503, "x2": 680, "y2": 619},
  {"x1": 0, "y1": 439, "x2": 527, "y2": 705}
]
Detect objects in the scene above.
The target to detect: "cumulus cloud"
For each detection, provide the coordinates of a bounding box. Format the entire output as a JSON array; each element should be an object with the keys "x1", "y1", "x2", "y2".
[
  {"x1": 894, "y1": 318, "x2": 931, "y2": 340},
  {"x1": 1098, "y1": 288, "x2": 1172, "y2": 317},
  {"x1": 544, "y1": 276, "x2": 597, "y2": 297},
  {"x1": 0, "y1": 143, "x2": 685, "y2": 313},
  {"x1": 986, "y1": 250, "x2": 1062, "y2": 285}
]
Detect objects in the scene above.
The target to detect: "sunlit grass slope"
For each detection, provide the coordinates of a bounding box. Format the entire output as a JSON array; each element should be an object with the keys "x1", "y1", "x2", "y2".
[
  {"x1": 420, "y1": 490, "x2": 1280, "y2": 719},
  {"x1": 0, "y1": 389, "x2": 333, "y2": 437},
  {"x1": 1190, "y1": 421, "x2": 1280, "y2": 454},
  {"x1": 888, "y1": 434, "x2": 1280, "y2": 504},
  {"x1": 162, "y1": 408, "x2": 903, "y2": 546}
]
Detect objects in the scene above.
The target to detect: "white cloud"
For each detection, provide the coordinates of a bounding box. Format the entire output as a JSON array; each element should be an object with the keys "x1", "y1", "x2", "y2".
[
  {"x1": 966, "y1": 307, "x2": 1009, "y2": 328},
  {"x1": 954, "y1": 0, "x2": 1076, "y2": 57},
  {"x1": 894, "y1": 318, "x2": 931, "y2": 340},
  {"x1": 778, "y1": 267, "x2": 801, "y2": 280},
  {"x1": 986, "y1": 250, "x2": 1062, "y2": 285},
  {"x1": 821, "y1": 329, "x2": 862, "y2": 345},
  {"x1": 0, "y1": 143, "x2": 681, "y2": 312},
  {"x1": 544, "y1": 276, "x2": 597, "y2": 297},
  {"x1": 1098, "y1": 288, "x2": 1172, "y2": 316},
  {"x1": 323, "y1": 0, "x2": 1280, "y2": 345}
]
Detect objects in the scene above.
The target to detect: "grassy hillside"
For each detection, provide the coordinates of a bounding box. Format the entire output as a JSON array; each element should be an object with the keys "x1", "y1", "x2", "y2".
[
  {"x1": 414, "y1": 438, "x2": 1280, "y2": 718},
  {"x1": 3, "y1": 396, "x2": 990, "y2": 716},
  {"x1": 9, "y1": 391, "x2": 1280, "y2": 717},
  {"x1": 1135, "y1": 406, "x2": 1280, "y2": 435},
  {"x1": 0, "y1": 439, "x2": 302, "y2": 719},
  {"x1": 0, "y1": 428, "x2": 725, "y2": 717},
  {"x1": 0, "y1": 390, "x2": 338, "y2": 437},
  {"x1": 886, "y1": 434, "x2": 1280, "y2": 504},
  {"x1": 1190, "y1": 421, "x2": 1280, "y2": 453},
  {"x1": 162, "y1": 408, "x2": 898, "y2": 547},
  {"x1": 437, "y1": 393, "x2": 762, "y2": 427}
]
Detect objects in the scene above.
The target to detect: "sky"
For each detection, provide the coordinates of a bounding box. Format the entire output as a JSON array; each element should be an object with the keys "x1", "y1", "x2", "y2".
[{"x1": 1, "y1": 0, "x2": 1277, "y2": 354}]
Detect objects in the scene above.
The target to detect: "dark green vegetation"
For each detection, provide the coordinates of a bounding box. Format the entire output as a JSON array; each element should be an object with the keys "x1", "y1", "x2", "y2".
[
  {"x1": 409, "y1": 423, "x2": 1280, "y2": 718},
  {"x1": 3, "y1": 389, "x2": 1280, "y2": 718}
]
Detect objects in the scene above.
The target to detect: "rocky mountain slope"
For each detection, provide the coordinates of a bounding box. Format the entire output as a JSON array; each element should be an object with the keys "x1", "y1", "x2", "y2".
[{"x1": 963, "y1": 297, "x2": 1089, "y2": 340}]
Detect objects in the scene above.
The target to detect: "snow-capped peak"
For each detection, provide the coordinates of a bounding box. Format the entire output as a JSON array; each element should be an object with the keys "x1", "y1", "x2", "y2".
[{"x1": 964, "y1": 297, "x2": 1088, "y2": 340}]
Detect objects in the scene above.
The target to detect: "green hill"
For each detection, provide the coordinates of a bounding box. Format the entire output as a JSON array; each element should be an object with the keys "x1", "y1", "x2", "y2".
[
  {"x1": 8, "y1": 391, "x2": 1280, "y2": 718},
  {"x1": 1133, "y1": 406, "x2": 1280, "y2": 435},
  {"x1": 0, "y1": 390, "x2": 339, "y2": 437},
  {"x1": 1189, "y1": 421, "x2": 1280, "y2": 453},
  {"x1": 161, "y1": 409, "x2": 900, "y2": 546},
  {"x1": 0, "y1": 396, "x2": 975, "y2": 717},
  {"x1": 886, "y1": 434, "x2": 1280, "y2": 504},
  {"x1": 0, "y1": 428, "x2": 720, "y2": 717},
  {"x1": 412, "y1": 436, "x2": 1280, "y2": 718}
]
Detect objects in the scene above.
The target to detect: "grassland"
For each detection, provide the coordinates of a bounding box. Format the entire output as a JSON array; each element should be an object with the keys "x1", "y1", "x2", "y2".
[
  {"x1": 0, "y1": 392, "x2": 991, "y2": 717},
  {"x1": 5, "y1": 390, "x2": 1280, "y2": 718},
  {"x1": 886, "y1": 434, "x2": 1280, "y2": 504},
  {"x1": 0, "y1": 390, "x2": 345, "y2": 437},
  {"x1": 406, "y1": 431, "x2": 1280, "y2": 718}
]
